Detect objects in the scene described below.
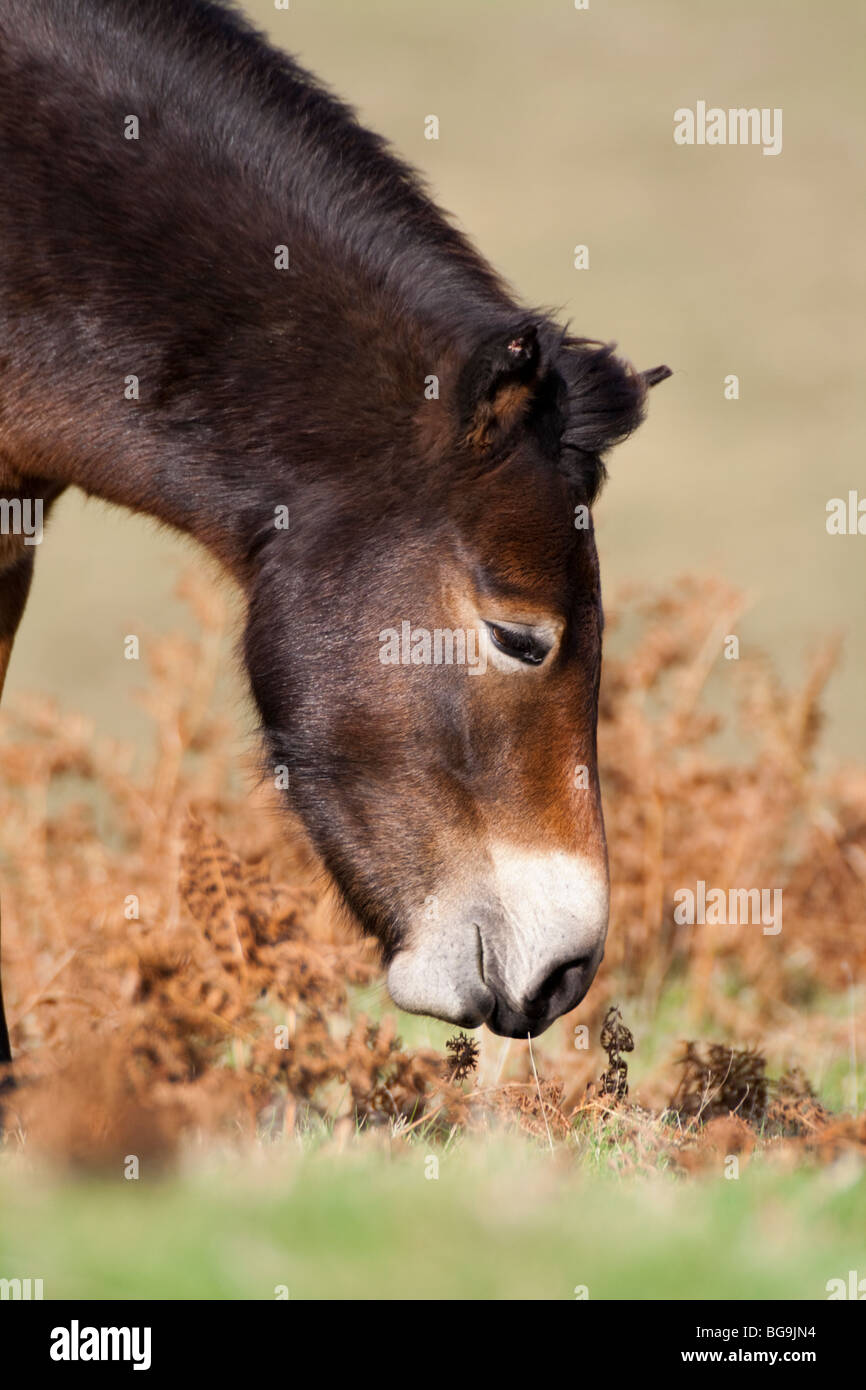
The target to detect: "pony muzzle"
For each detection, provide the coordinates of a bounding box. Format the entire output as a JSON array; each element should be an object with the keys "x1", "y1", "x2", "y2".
[{"x1": 386, "y1": 847, "x2": 610, "y2": 1038}]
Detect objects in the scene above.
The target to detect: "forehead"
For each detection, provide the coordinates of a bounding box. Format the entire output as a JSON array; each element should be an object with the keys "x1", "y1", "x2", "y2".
[{"x1": 448, "y1": 449, "x2": 600, "y2": 617}]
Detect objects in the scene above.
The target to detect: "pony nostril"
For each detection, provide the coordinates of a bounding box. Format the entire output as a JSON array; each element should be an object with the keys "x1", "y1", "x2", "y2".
[{"x1": 523, "y1": 956, "x2": 593, "y2": 1018}]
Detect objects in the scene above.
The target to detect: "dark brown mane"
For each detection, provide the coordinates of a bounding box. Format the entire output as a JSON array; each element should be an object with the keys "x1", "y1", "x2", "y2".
[{"x1": 555, "y1": 335, "x2": 650, "y2": 502}]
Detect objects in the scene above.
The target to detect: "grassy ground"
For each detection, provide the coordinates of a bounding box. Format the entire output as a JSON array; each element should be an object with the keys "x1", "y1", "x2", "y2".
[
  {"x1": 2, "y1": 1143, "x2": 864, "y2": 1300},
  {"x1": 3, "y1": 970, "x2": 863, "y2": 1301}
]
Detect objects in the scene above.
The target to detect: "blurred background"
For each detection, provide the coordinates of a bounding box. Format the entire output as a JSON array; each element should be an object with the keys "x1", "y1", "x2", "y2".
[{"x1": 7, "y1": 0, "x2": 864, "y2": 757}]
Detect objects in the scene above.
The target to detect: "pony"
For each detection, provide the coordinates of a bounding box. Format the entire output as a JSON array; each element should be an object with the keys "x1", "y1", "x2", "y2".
[{"x1": 0, "y1": 0, "x2": 669, "y2": 1060}]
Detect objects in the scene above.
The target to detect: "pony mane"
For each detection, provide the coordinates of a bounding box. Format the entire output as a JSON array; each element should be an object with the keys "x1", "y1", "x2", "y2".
[{"x1": 553, "y1": 336, "x2": 648, "y2": 501}]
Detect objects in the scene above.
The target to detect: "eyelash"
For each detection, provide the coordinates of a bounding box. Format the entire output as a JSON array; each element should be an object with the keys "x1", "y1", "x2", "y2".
[{"x1": 485, "y1": 622, "x2": 551, "y2": 666}]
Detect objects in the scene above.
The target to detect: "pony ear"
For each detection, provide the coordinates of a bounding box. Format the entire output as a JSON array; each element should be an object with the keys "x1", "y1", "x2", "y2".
[
  {"x1": 457, "y1": 323, "x2": 542, "y2": 447},
  {"x1": 642, "y1": 364, "x2": 672, "y2": 388}
]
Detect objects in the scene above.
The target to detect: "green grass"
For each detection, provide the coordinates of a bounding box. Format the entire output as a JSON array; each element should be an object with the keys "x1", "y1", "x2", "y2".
[
  {"x1": 5, "y1": 976, "x2": 858, "y2": 1302},
  {"x1": 1, "y1": 1144, "x2": 864, "y2": 1300}
]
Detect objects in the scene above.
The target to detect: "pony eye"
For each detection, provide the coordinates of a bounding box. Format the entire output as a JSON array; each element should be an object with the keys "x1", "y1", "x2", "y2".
[{"x1": 485, "y1": 622, "x2": 551, "y2": 666}]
